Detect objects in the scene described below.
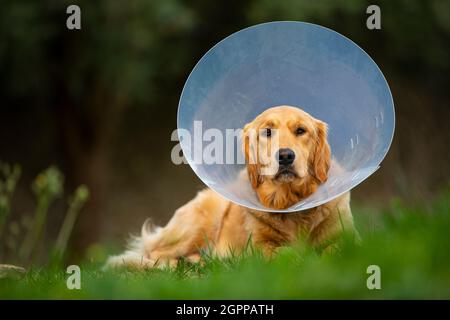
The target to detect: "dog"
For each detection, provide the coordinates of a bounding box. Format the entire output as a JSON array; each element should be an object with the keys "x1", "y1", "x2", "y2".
[{"x1": 106, "y1": 106, "x2": 357, "y2": 269}]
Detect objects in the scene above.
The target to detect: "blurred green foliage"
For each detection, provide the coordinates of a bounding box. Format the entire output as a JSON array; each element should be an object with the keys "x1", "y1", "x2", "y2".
[
  {"x1": 1, "y1": 0, "x2": 449, "y2": 110},
  {"x1": 0, "y1": 162, "x2": 89, "y2": 267},
  {"x1": 0, "y1": 163, "x2": 21, "y2": 238},
  {"x1": 0, "y1": 0, "x2": 197, "y2": 108}
]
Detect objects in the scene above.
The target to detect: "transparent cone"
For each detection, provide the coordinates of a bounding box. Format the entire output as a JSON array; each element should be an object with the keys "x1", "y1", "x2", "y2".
[{"x1": 178, "y1": 21, "x2": 395, "y2": 212}]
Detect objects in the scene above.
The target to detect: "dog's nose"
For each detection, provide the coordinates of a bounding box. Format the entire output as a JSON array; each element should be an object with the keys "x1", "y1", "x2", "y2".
[{"x1": 276, "y1": 148, "x2": 295, "y2": 166}]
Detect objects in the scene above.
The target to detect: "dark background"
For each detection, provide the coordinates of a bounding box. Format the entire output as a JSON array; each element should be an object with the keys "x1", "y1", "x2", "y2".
[{"x1": 0, "y1": 0, "x2": 449, "y2": 260}]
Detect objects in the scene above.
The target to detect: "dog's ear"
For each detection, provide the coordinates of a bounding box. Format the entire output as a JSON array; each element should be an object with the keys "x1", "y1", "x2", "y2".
[
  {"x1": 243, "y1": 123, "x2": 261, "y2": 189},
  {"x1": 312, "y1": 120, "x2": 331, "y2": 183}
]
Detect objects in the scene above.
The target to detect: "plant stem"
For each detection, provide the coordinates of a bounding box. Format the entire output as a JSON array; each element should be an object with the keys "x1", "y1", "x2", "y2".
[
  {"x1": 19, "y1": 196, "x2": 50, "y2": 262},
  {"x1": 54, "y1": 186, "x2": 89, "y2": 258}
]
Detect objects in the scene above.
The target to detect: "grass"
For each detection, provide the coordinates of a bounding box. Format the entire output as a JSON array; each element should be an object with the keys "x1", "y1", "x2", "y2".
[{"x1": 1, "y1": 189, "x2": 450, "y2": 299}]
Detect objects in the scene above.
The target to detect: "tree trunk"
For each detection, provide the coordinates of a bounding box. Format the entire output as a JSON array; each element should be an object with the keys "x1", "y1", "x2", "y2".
[{"x1": 56, "y1": 82, "x2": 127, "y2": 260}]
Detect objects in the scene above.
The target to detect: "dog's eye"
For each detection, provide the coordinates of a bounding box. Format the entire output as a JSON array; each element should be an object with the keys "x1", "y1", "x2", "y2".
[
  {"x1": 296, "y1": 127, "x2": 306, "y2": 136},
  {"x1": 262, "y1": 128, "x2": 272, "y2": 137}
]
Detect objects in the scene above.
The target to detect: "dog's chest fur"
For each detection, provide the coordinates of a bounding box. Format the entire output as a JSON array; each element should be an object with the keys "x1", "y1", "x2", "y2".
[{"x1": 215, "y1": 201, "x2": 329, "y2": 255}]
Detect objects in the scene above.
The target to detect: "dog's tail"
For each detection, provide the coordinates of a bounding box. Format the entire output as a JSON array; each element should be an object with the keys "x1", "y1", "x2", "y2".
[{"x1": 103, "y1": 218, "x2": 161, "y2": 270}]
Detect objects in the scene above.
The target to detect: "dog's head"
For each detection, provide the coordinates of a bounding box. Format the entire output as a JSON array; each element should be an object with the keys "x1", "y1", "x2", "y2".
[{"x1": 243, "y1": 105, "x2": 331, "y2": 210}]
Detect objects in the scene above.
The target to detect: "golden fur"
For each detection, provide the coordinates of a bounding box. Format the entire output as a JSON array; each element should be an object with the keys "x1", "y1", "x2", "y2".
[{"x1": 106, "y1": 106, "x2": 356, "y2": 269}]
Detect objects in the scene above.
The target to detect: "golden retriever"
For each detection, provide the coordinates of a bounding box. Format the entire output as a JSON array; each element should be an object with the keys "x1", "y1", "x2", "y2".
[{"x1": 106, "y1": 106, "x2": 356, "y2": 269}]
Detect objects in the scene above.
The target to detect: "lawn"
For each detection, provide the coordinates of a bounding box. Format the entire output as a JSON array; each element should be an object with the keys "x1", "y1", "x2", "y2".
[{"x1": 1, "y1": 189, "x2": 449, "y2": 299}]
